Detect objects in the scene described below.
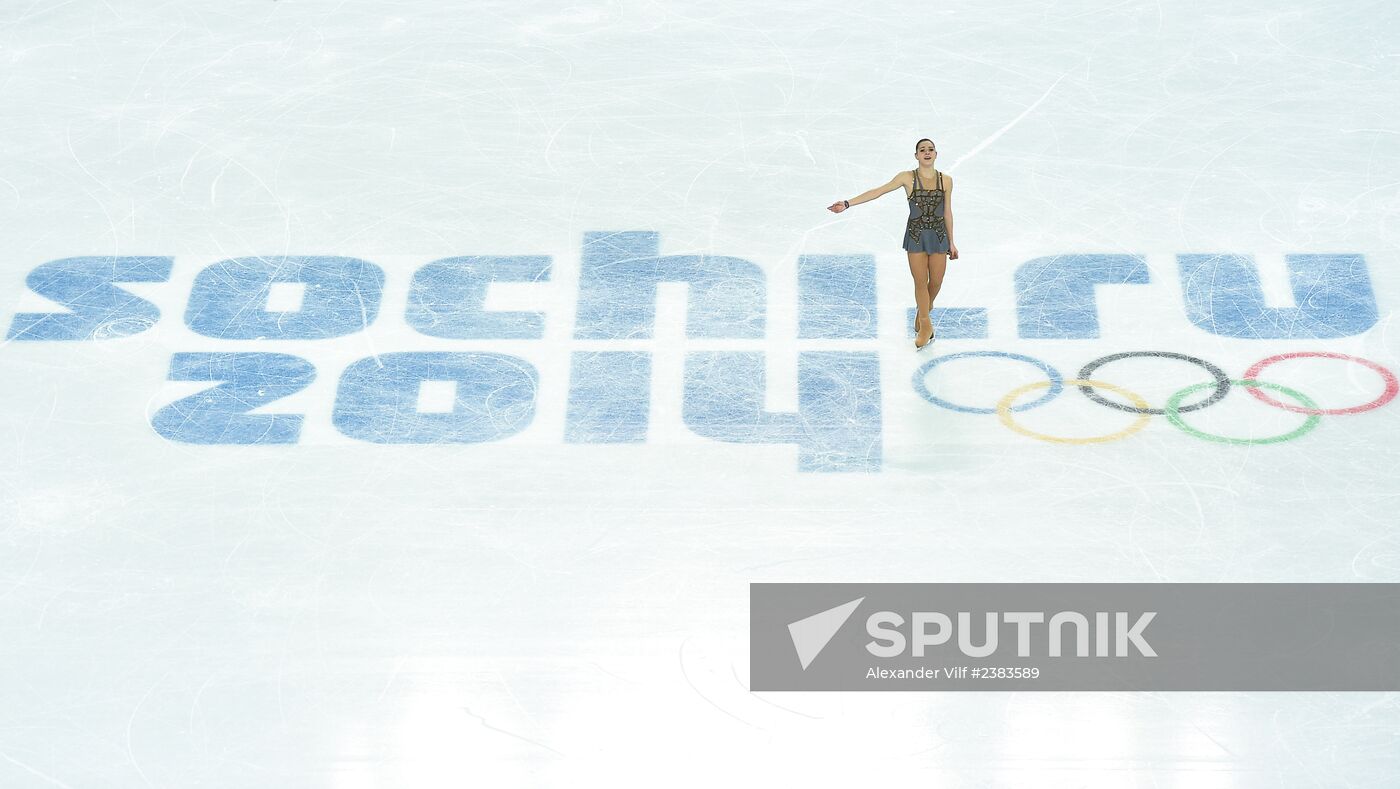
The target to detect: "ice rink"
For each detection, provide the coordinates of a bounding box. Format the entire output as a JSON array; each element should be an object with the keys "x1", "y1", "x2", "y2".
[{"x1": 3, "y1": 0, "x2": 1400, "y2": 785}]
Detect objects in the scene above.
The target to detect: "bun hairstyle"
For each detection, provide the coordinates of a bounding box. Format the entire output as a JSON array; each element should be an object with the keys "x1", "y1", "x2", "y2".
[{"x1": 915, "y1": 138, "x2": 935, "y2": 151}]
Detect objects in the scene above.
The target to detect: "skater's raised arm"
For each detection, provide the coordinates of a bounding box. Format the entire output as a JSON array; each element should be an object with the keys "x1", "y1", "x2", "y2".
[{"x1": 828, "y1": 171, "x2": 908, "y2": 213}]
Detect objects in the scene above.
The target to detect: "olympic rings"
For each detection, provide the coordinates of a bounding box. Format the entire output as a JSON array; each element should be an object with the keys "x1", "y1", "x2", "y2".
[
  {"x1": 913, "y1": 349, "x2": 1396, "y2": 445},
  {"x1": 997, "y1": 379, "x2": 1152, "y2": 445},
  {"x1": 1243, "y1": 352, "x2": 1399, "y2": 416},
  {"x1": 1077, "y1": 351, "x2": 1231, "y2": 415},
  {"x1": 913, "y1": 351, "x2": 1063, "y2": 414},
  {"x1": 1165, "y1": 379, "x2": 1321, "y2": 445}
]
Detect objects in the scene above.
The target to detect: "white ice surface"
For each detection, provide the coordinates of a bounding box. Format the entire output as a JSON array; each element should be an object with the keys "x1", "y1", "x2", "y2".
[{"x1": 3, "y1": 1, "x2": 1400, "y2": 786}]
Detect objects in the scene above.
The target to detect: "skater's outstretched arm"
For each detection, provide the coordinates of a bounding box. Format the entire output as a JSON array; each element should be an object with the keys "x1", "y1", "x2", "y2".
[{"x1": 828, "y1": 172, "x2": 907, "y2": 213}]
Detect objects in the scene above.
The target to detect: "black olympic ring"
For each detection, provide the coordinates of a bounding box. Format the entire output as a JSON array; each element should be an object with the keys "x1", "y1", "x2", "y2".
[{"x1": 1076, "y1": 351, "x2": 1232, "y2": 415}]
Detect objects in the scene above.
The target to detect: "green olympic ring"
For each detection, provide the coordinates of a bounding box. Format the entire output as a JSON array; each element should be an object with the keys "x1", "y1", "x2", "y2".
[{"x1": 1164, "y1": 379, "x2": 1322, "y2": 445}]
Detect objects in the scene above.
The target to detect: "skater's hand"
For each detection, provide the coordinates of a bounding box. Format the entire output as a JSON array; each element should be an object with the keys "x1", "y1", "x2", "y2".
[
  {"x1": 949, "y1": 243, "x2": 959, "y2": 260},
  {"x1": 827, "y1": 201, "x2": 848, "y2": 213}
]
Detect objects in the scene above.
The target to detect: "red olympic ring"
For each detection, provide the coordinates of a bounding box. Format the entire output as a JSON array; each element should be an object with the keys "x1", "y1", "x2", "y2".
[{"x1": 1243, "y1": 352, "x2": 1399, "y2": 416}]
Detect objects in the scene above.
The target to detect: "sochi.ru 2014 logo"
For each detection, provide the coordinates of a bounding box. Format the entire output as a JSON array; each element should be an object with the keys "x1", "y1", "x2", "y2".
[{"x1": 2, "y1": 234, "x2": 1390, "y2": 471}]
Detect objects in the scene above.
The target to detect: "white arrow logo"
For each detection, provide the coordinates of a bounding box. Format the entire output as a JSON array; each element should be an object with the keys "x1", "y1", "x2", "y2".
[{"x1": 787, "y1": 597, "x2": 865, "y2": 670}]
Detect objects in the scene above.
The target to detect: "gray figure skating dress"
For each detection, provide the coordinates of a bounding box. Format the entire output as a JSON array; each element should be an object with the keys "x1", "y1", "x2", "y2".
[{"x1": 902, "y1": 169, "x2": 950, "y2": 254}]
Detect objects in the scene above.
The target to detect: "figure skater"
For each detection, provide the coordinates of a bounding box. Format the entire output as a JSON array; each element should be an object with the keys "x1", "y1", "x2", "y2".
[{"x1": 827, "y1": 138, "x2": 958, "y2": 350}]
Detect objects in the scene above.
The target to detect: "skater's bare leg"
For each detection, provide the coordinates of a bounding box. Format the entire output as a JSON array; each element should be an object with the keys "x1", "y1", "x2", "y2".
[
  {"x1": 907, "y1": 251, "x2": 933, "y2": 346},
  {"x1": 924, "y1": 253, "x2": 948, "y2": 338}
]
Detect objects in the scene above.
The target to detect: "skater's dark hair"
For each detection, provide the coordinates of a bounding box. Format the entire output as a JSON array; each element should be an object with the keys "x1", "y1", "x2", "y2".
[{"x1": 915, "y1": 138, "x2": 935, "y2": 151}]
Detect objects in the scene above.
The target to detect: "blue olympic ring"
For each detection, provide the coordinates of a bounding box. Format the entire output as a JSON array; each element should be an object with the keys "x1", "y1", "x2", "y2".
[{"x1": 912, "y1": 351, "x2": 1064, "y2": 414}]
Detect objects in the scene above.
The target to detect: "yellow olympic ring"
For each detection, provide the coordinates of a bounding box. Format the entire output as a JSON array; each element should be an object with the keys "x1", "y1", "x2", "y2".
[{"x1": 996, "y1": 379, "x2": 1152, "y2": 445}]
